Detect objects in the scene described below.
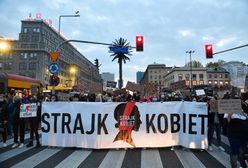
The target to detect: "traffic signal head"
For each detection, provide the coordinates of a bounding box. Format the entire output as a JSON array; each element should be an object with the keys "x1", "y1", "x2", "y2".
[
  {"x1": 50, "y1": 75, "x2": 60, "y2": 86},
  {"x1": 136, "y1": 36, "x2": 144, "y2": 52},
  {"x1": 205, "y1": 44, "x2": 213, "y2": 59},
  {"x1": 94, "y1": 59, "x2": 99, "y2": 68}
]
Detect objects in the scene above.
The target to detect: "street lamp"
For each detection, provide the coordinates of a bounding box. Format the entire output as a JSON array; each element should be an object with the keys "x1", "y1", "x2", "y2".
[
  {"x1": 186, "y1": 50, "x2": 195, "y2": 95},
  {"x1": 0, "y1": 41, "x2": 10, "y2": 53},
  {"x1": 58, "y1": 11, "x2": 80, "y2": 35}
]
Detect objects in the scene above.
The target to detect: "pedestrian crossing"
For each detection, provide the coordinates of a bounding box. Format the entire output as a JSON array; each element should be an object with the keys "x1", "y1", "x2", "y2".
[{"x1": 0, "y1": 133, "x2": 233, "y2": 168}]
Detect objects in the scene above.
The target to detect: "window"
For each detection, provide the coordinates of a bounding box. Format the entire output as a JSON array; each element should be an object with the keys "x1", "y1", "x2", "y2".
[
  {"x1": 193, "y1": 80, "x2": 197, "y2": 86},
  {"x1": 23, "y1": 28, "x2": 28, "y2": 33},
  {"x1": 31, "y1": 36, "x2": 39, "y2": 42},
  {"x1": 30, "y1": 53, "x2": 37, "y2": 60},
  {"x1": 219, "y1": 74, "x2": 223, "y2": 78},
  {"x1": 29, "y1": 63, "x2": 36, "y2": 70},
  {"x1": 208, "y1": 80, "x2": 212, "y2": 85},
  {"x1": 19, "y1": 63, "x2": 27, "y2": 70},
  {"x1": 185, "y1": 74, "x2": 189, "y2": 80},
  {"x1": 208, "y1": 74, "x2": 212, "y2": 78},
  {"x1": 4, "y1": 63, "x2": 12, "y2": 70},
  {"x1": 214, "y1": 74, "x2": 217, "y2": 78},
  {"x1": 178, "y1": 74, "x2": 183, "y2": 81},
  {"x1": 192, "y1": 74, "x2": 196, "y2": 79},
  {"x1": 219, "y1": 80, "x2": 223, "y2": 85},
  {"x1": 186, "y1": 80, "x2": 190, "y2": 86},
  {"x1": 214, "y1": 80, "x2": 218, "y2": 84},
  {"x1": 199, "y1": 74, "x2": 204, "y2": 79},
  {"x1": 30, "y1": 44, "x2": 38, "y2": 49},
  {"x1": 225, "y1": 74, "x2": 228, "y2": 78},
  {"x1": 20, "y1": 53, "x2": 28, "y2": 60},
  {"x1": 21, "y1": 44, "x2": 28, "y2": 49}
]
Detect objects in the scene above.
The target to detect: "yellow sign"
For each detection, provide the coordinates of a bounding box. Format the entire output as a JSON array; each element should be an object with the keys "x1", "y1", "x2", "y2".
[{"x1": 49, "y1": 52, "x2": 60, "y2": 62}]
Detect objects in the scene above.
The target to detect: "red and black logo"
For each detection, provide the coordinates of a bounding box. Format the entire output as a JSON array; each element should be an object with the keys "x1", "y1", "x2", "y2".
[{"x1": 113, "y1": 102, "x2": 142, "y2": 147}]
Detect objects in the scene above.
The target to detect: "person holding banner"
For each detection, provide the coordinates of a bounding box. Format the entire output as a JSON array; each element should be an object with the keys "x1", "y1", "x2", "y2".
[
  {"x1": 208, "y1": 96, "x2": 225, "y2": 152},
  {"x1": 225, "y1": 93, "x2": 248, "y2": 168},
  {"x1": 26, "y1": 95, "x2": 41, "y2": 148},
  {"x1": 11, "y1": 96, "x2": 25, "y2": 148}
]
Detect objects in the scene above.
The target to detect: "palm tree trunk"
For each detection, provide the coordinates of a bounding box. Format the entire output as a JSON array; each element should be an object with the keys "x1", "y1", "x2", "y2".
[{"x1": 119, "y1": 60, "x2": 123, "y2": 89}]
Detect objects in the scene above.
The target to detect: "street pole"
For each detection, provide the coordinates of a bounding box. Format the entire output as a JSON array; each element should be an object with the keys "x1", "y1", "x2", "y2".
[
  {"x1": 186, "y1": 50, "x2": 195, "y2": 96},
  {"x1": 52, "y1": 12, "x2": 80, "y2": 96}
]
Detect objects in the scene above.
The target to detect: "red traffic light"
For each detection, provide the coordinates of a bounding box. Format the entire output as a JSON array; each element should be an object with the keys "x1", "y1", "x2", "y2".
[
  {"x1": 50, "y1": 75, "x2": 60, "y2": 86},
  {"x1": 136, "y1": 36, "x2": 144, "y2": 52},
  {"x1": 205, "y1": 44, "x2": 213, "y2": 59}
]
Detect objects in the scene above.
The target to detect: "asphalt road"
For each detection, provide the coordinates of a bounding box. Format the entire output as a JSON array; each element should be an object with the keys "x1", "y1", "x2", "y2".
[{"x1": 0, "y1": 133, "x2": 232, "y2": 168}]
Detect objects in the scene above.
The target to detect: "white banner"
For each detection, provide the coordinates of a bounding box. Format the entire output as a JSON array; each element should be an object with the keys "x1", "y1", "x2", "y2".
[
  {"x1": 41, "y1": 102, "x2": 208, "y2": 149},
  {"x1": 20, "y1": 103, "x2": 37, "y2": 118}
]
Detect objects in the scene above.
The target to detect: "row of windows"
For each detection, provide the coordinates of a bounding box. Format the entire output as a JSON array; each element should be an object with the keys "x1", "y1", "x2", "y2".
[
  {"x1": 19, "y1": 62, "x2": 37, "y2": 70},
  {"x1": 0, "y1": 53, "x2": 13, "y2": 59},
  {"x1": 208, "y1": 80, "x2": 229, "y2": 85},
  {"x1": 150, "y1": 75, "x2": 162, "y2": 80},
  {"x1": 23, "y1": 27, "x2": 40, "y2": 33},
  {"x1": 208, "y1": 74, "x2": 228, "y2": 79},
  {"x1": 20, "y1": 35, "x2": 39, "y2": 42},
  {"x1": 0, "y1": 62, "x2": 12, "y2": 70},
  {"x1": 149, "y1": 69, "x2": 171, "y2": 74},
  {"x1": 20, "y1": 52, "x2": 38, "y2": 60}
]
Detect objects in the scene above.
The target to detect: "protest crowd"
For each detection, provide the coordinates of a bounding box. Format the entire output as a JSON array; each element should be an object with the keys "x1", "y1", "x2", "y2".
[{"x1": 0, "y1": 88, "x2": 247, "y2": 168}]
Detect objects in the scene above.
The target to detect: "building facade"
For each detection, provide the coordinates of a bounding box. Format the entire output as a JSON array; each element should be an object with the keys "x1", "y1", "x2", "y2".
[
  {"x1": 0, "y1": 17, "x2": 102, "y2": 92},
  {"x1": 207, "y1": 67, "x2": 230, "y2": 89},
  {"x1": 221, "y1": 61, "x2": 248, "y2": 90},
  {"x1": 140, "y1": 64, "x2": 172, "y2": 96},
  {"x1": 136, "y1": 71, "x2": 144, "y2": 84},
  {"x1": 164, "y1": 67, "x2": 207, "y2": 90}
]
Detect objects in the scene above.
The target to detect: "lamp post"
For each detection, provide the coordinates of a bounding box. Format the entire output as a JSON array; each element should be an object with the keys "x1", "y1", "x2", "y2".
[
  {"x1": 51, "y1": 11, "x2": 80, "y2": 95},
  {"x1": 186, "y1": 50, "x2": 195, "y2": 95},
  {"x1": 58, "y1": 11, "x2": 80, "y2": 35}
]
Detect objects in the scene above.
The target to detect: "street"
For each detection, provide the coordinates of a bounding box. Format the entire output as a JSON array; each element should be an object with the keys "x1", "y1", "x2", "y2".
[{"x1": 0, "y1": 133, "x2": 231, "y2": 168}]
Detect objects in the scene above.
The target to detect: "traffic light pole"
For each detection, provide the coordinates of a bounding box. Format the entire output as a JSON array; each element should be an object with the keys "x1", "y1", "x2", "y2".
[
  {"x1": 55, "y1": 39, "x2": 136, "y2": 51},
  {"x1": 213, "y1": 44, "x2": 248, "y2": 55}
]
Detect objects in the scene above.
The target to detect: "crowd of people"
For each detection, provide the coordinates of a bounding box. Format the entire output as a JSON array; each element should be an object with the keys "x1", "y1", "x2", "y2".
[
  {"x1": 0, "y1": 89, "x2": 247, "y2": 167},
  {"x1": 0, "y1": 90, "x2": 42, "y2": 148}
]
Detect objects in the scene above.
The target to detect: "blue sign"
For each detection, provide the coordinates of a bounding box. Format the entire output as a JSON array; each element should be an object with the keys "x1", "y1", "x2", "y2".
[
  {"x1": 49, "y1": 62, "x2": 60, "y2": 74},
  {"x1": 109, "y1": 46, "x2": 128, "y2": 53}
]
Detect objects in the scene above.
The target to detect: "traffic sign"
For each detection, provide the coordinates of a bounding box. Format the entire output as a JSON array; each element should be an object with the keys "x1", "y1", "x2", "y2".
[
  {"x1": 109, "y1": 46, "x2": 128, "y2": 53},
  {"x1": 49, "y1": 62, "x2": 60, "y2": 74},
  {"x1": 49, "y1": 52, "x2": 60, "y2": 62}
]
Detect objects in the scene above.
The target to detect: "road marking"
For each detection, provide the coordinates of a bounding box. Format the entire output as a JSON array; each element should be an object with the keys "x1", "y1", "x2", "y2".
[
  {"x1": 11, "y1": 148, "x2": 61, "y2": 168},
  {"x1": 175, "y1": 148, "x2": 206, "y2": 168},
  {"x1": 55, "y1": 149, "x2": 92, "y2": 168},
  {"x1": 98, "y1": 150, "x2": 126, "y2": 168},
  {"x1": 141, "y1": 148, "x2": 163, "y2": 168}
]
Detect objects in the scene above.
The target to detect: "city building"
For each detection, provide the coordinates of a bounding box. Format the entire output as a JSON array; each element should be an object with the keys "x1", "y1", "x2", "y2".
[
  {"x1": 140, "y1": 63, "x2": 172, "y2": 96},
  {"x1": 101, "y1": 72, "x2": 115, "y2": 82},
  {"x1": 0, "y1": 15, "x2": 102, "y2": 92},
  {"x1": 101, "y1": 72, "x2": 116, "y2": 89},
  {"x1": 207, "y1": 67, "x2": 230, "y2": 89},
  {"x1": 136, "y1": 71, "x2": 144, "y2": 84},
  {"x1": 164, "y1": 67, "x2": 207, "y2": 90}
]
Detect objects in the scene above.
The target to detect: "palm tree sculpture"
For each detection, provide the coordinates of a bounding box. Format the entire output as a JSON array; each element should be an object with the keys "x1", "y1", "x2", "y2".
[{"x1": 110, "y1": 37, "x2": 132, "y2": 89}]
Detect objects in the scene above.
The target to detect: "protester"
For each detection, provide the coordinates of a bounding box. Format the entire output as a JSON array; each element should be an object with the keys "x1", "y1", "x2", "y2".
[
  {"x1": 26, "y1": 94, "x2": 41, "y2": 148},
  {"x1": 12, "y1": 95, "x2": 25, "y2": 148},
  {"x1": 207, "y1": 95, "x2": 225, "y2": 152},
  {"x1": 6, "y1": 91, "x2": 15, "y2": 136},
  {"x1": 0, "y1": 95, "x2": 8, "y2": 147}
]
